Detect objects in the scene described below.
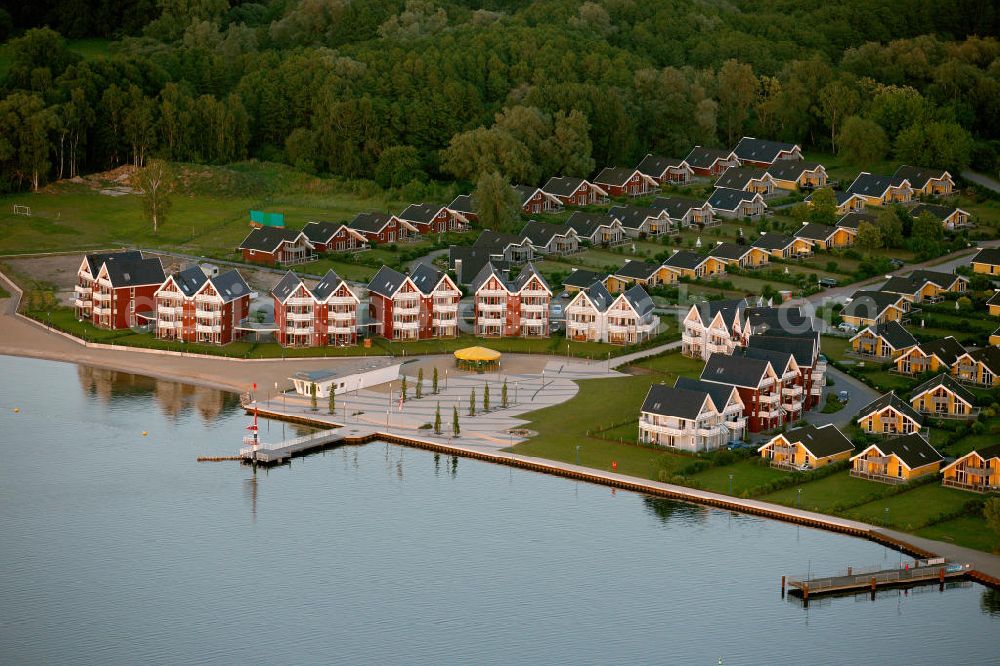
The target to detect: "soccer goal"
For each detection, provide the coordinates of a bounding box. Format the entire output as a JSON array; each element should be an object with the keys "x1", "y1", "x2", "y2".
[{"x1": 12, "y1": 205, "x2": 31, "y2": 216}]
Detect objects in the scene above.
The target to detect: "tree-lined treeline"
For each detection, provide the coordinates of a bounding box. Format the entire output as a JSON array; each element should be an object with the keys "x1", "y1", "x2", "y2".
[{"x1": 2, "y1": 0, "x2": 999, "y2": 194}]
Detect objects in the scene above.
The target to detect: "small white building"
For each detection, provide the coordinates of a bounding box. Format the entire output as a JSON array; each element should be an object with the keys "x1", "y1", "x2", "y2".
[{"x1": 290, "y1": 361, "x2": 401, "y2": 398}]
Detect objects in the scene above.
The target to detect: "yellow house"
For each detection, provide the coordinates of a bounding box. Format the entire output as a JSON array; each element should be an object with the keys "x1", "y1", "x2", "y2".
[
  {"x1": 941, "y1": 444, "x2": 1000, "y2": 493},
  {"x1": 894, "y1": 165, "x2": 954, "y2": 197},
  {"x1": 562, "y1": 269, "x2": 608, "y2": 294},
  {"x1": 606, "y1": 260, "x2": 679, "y2": 293},
  {"x1": 850, "y1": 433, "x2": 942, "y2": 484},
  {"x1": 663, "y1": 250, "x2": 727, "y2": 280},
  {"x1": 849, "y1": 321, "x2": 917, "y2": 359},
  {"x1": 855, "y1": 391, "x2": 924, "y2": 436},
  {"x1": 707, "y1": 242, "x2": 770, "y2": 270},
  {"x1": 880, "y1": 271, "x2": 966, "y2": 304},
  {"x1": 951, "y1": 347, "x2": 1000, "y2": 388},
  {"x1": 768, "y1": 161, "x2": 828, "y2": 191},
  {"x1": 841, "y1": 291, "x2": 909, "y2": 328},
  {"x1": 909, "y1": 373, "x2": 978, "y2": 420},
  {"x1": 824, "y1": 191, "x2": 867, "y2": 215},
  {"x1": 971, "y1": 248, "x2": 1000, "y2": 276},
  {"x1": 846, "y1": 172, "x2": 913, "y2": 207},
  {"x1": 987, "y1": 292, "x2": 1000, "y2": 317},
  {"x1": 758, "y1": 424, "x2": 854, "y2": 470},
  {"x1": 795, "y1": 222, "x2": 855, "y2": 250},
  {"x1": 751, "y1": 233, "x2": 813, "y2": 260},
  {"x1": 894, "y1": 336, "x2": 966, "y2": 376},
  {"x1": 991, "y1": 326, "x2": 1000, "y2": 347}
]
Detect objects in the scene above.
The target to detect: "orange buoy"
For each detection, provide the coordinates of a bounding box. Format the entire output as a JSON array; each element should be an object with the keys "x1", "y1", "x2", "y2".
[
  {"x1": 13, "y1": 407, "x2": 20, "y2": 413},
  {"x1": 142, "y1": 431, "x2": 148, "y2": 437}
]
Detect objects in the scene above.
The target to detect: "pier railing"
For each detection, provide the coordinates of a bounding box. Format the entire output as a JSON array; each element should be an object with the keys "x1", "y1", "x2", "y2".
[{"x1": 239, "y1": 428, "x2": 340, "y2": 457}]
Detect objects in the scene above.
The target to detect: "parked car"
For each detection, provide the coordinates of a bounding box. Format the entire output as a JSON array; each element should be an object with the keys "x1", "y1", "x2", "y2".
[
  {"x1": 838, "y1": 390, "x2": 850, "y2": 403},
  {"x1": 551, "y1": 304, "x2": 564, "y2": 317},
  {"x1": 837, "y1": 322, "x2": 857, "y2": 333},
  {"x1": 560, "y1": 291, "x2": 571, "y2": 299},
  {"x1": 818, "y1": 277, "x2": 838, "y2": 288},
  {"x1": 889, "y1": 258, "x2": 905, "y2": 269}
]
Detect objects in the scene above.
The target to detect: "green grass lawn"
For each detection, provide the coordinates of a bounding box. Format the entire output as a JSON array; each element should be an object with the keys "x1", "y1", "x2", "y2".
[
  {"x1": 916, "y1": 514, "x2": 999, "y2": 554},
  {"x1": 821, "y1": 335, "x2": 851, "y2": 361},
  {"x1": 761, "y1": 472, "x2": 894, "y2": 513},
  {"x1": 843, "y1": 483, "x2": 978, "y2": 531},
  {"x1": 687, "y1": 458, "x2": 790, "y2": 495}
]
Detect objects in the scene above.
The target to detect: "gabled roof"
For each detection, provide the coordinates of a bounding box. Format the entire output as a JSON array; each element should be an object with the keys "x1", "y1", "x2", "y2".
[
  {"x1": 349, "y1": 212, "x2": 396, "y2": 233},
  {"x1": 837, "y1": 212, "x2": 877, "y2": 229},
  {"x1": 103, "y1": 258, "x2": 166, "y2": 288},
  {"x1": 271, "y1": 270, "x2": 308, "y2": 302},
  {"x1": 208, "y1": 269, "x2": 251, "y2": 303},
  {"x1": 449, "y1": 246, "x2": 506, "y2": 284},
  {"x1": 910, "y1": 373, "x2": 976, "y2": 405},
  {"x1": 880, "y1": 275, "x2": 926, "y2": 297},
  {"x1": 842, "y1": 290, "x2": 904, "y2": 319},
  {"x1": 167, "y1": 265, "x2": 208, "y2": 297},
  {"x1": 621, "y1": 284, "x2": 655, "y2": 317},
  {"x1": 694, "y1": 298, "x2": 747, "y2": 327},
  {"x1": 565, "y1": 211, "x2": 619, "y2": 237},
  {"x1": 856, "y1": 391, "x2": 924, "y2": 424},
  {"x1": 766, "y1": 160, "x2": 824, "y2": 181},
  {"x1": 578, "y1": 280, "x2": 614, "y2": 312},
  {"x1": 399, "y1": 203, "x2": 445, "y2": 224},
  {"x1": 470, "y1": 261, "x2": 510, "y2": 294},
  {"x1": 641, "y1": 384, "x2": 714, "y2": 420},
  {"x1": 701, "y1": 353, "x2": 772, "y2": 389},
  {"x1": 855, "y1": 433, "x2": 942, "y2": 469},
  {"x1": 474, "y1": 229, "x2": 529, "y2": 252},
  {"x1": 410, "y1": 263, "x2": 451, "y2": 295},
  {"x1": 715, "y1": 166, "x2": 769, "y2": 190},
  {"x1": 302, "y1": 220, "x2": 362, "y2": 244},
  {"x1": 767, "y1": 424, "x2": 854, "y2": 459},
  {"x1": 892, "y1": 165, "x2": 951, "y2": 190},
  {"x1": 795, "y1": 223, "x2": 838, "y2": 242},
  {"x1": 542, "y1": 176, "x2": 603, "y2": 197},
  {"x1": 708, "y1": 242, "x2": 752, "y2": 261},
  {"x1": 607, "y1": 205, "x2": 665, "y2": 231},
  {"x1": 663, "y1": 250, "x2": 708, "y2": 270},
  {"x1": 909, "y1": 203, "x2": 966, "y2": 221},
  {"x1": 563, "y1": 268, "x2": 607, "y2": 289},
  {"x1": 85, "y1": 250, "x2": 143, "y2": 276},
  {"x1": 966, "y1": 346, "x2": 1000, "y2": 374},
  {"x1": 520, "y1": 220, "x2": 576, "y2": 246},
  {"x1": 593, "y1": 166, "x2": 651, "y2": 187},
  {"x1": 733, "y1": 137, "x2": 800, "y2": 164},
  {"x1": 513, "y1": 262, "x2": 551, "y2": 294},
  {"x1": 737, "y1": 346, "x2": 794, "y2": 374},
  {"x1": 312, "y1": 269, "x2": 353, "y2": 301},
  {"x1": 366, "y1": 265, "x2": 408, "y2": 298},
  {"x1": 846, "y1": 172, "x2": 909, "y2": 197},
  {"x1": 906, "y1": 269, "x2": 964, "y2": 289},
  {"x1": 910, "y1": 336, "x2": 967, "y2": 367},
  {"x1": 748, "y1": 334, "x2": 816, "y2": 368},
  {"x1": 635, "y1": 154, "x2": 689, "y2": 178},
  {"x1": 683, "y1": 146, "x2": 737, "y2": 169},
  {"x1": 751, "y1": 233, "x2": 795, "y2": 251},
  {"x1": 239, "y1": 227, "x2": 311, "y2": 252},
  {"x1": 851, "y1": 321, "x2": 917, "y2": 351},
  {"x1": 674, "y1": 376, "x2": 740, "y2": 408},
  {"x1": 613, "y1": 259, "x2": 662, "y2": 280},
  {"x1": 987, "y1": 291, "x2": 1000, "y2": 307},
  {"x1": 449, "y1": 194, "x2": 475, "y2": 215},
  {"x1": 707, "y1": 187, "x2": 764, "y2": 212},
  {"x1": 972, "y1": 248, "x2": 1000, "y2": 266},
  {"x1": 650, "y1": 196, "x2": 708, "y2": 219}
]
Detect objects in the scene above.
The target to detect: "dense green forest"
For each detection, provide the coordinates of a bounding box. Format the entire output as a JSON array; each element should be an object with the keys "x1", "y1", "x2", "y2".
[{"x1": 1, "y1": 0, "x2": 999, "y2": 194}]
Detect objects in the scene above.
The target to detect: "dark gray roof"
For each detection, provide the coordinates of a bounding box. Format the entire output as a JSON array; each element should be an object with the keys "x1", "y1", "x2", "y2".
[
  {"x1": 837, "y1": 212, "x2": 877, "y2": 229},
  {"x1": 715, "y1": 166, "x2": 768, "y2": 190},
  {"x1": 470, "y1": 262, "x2": 509, "y2": 294},
  {"x1": 846, "y1": 172, "x2": 908, "y2": 197},
  {"x1": 751, "y1": 233, "x2": 795, "y2": 251},
  {"x1": 695, "y1": 298, "x2": 746, "y2": 325},
  {"x1": 449, "y1": 246, "x2": 505, "y2": 285},
  {"x1": 708, "y1": 187, "x2": 761, "y2": 212},
  {"x1": 873, "y1": 433, "x2": 942, "y2": 469},
  {"x1": 171, "y1": 265, "x2": 208, "y2": 297},
  {"x1": 542, "y1": 176, "x2": 589, "y2": 197},
  {"x1": 581, "y1": 280, "x2": 614, "y2": 312},
  {"x1": 449, "y1": 194, "x2": 475, "y2": 215},
  {"x1": 856, "y1": 391, "x2": 924, "y2": 425},
  {"x1": 907, "y1": 270, "x2": 963, "y2": 288},
  {"x1": 513, "y1": 185, "x2": 543, "y2": 207},
  {"x1": 663, "y1": 250, "x2": 706, "y2": 270},
  {"x1": 650, "y1": 196, "x2": 706, "y2": 219},
  {"x1": 820, "y1": 191, "x2": 866, "y2": 206},
  {"x1": 399, "y1": 203, "x2": 444, "y2": 224},
  {"x1": 968, "y1": 346, "x2": 1000, "y2": 373},
  {"x1": 737, "y1": 345, "x2": 793, "y2": 373},
  {"x1": 909, "y1": 203, "x2": 962, "y2": 220},
  {"x1": 969, "y1": 443, "x2": 1000, "y2": 461},
  {"x1": 614, "y1": 260, "x2": 661, "y2": 280},
  {"x1": 910, "y1": 373, "x2": 976, "y2": 405},
  {"x1": 880, "y1": 275, "x2": 925, "y2": 296},
  {"x1": 210, "y1": 269, "x2": 250, "y2": 303},
  {"x1": 271, "y1": 270, "x2": 306, "y2": 302},
  {"x1": 781, "y1": 424, "x2": 854, "y2": 459},
  {"x1": 636, "y1": 154, "x2": 687, "y2": 178},
  {"x1": 622, "y1": 284, "x2": 655, "y2": 317},
  {"x1": 701, "y1": 353, "x2": 772, "y2": 389},
  {"x1": 239, "y1": 227, "x2": 309, "y2": 253},
  {"x1": 607, "y1": 205, "x2": 664, "y2": 230},
  {"x1": 733, "y1": 137, "x2": 799, "y2": 164},
  {"x1": 708, "y1": 242, "x2": 750, "y2": 260},
  {"x1": 349, "y1": 212, "x2": 394, "y2": 233},
  {"x1": 410, "y1": 263, "x2": 448, "y2": 295},
  {"x1": 85, "y1": 250, "x2": 143, "y2": 276},
  {"x1": 973, "y1": 248, "x2": 1000, "y2": 266},
  {"x1": 474, "y1": 229, "x2": 526, "y2": 251},
  {"x1": 857, "y1": 321, "x2": 917, "y2": 351},
  {"x1": 914, "y1": 336, "x2": 966, "y2": 367},
  {"x1": 366, "y1": 265, "x2": 407, "y2": 297},
  {"x1": 563, "y1": 268, "x2": 607, "y2": 289},
  {"x1": 987, "y1": 291, "x2": 1000, "y2": 307},
  {"x1": 675, "y1": 376, "x2": 739, "y2": 412},
  {"x1": 104, "y1": 258, "x2": 165, "y2": 288},
  {"x1": 766, "y1": 160, "x2": 823, "y2": 181},
  {"x1": 594, "y1": 166, "x2": 641, "y2": 187},
  {"x1": 312, "y1": 269, "x2": 349, "y2": 301},
  {"x1": 641, "y1": 384, "x2": 712, "y2": 420},
  {"x1": 302, "y1": 220, "x2": 345, "y2": 244},
  {"x1": 842, "y1": 291, "x2": 903, "y2": 319},
  {"x1": 749, "y1": 334, "x2": 816, "y2": 368},
  {"x1": 892, "y1": 165, "x2": 950, "y2": 190},
  {"x1": 795, "y1": 223, "x2": 837, "y2": 242},
  {"x1": 683, "y1": 146, "x2": 736, "y2": 169},
  {"x1": 566, "y1": 211, "x2": 617, "y2": 237},
  {"x1": 520, "y1": 220, "x2": 575, "y2": 246},
  {"x1": 513, "y1": 262, "x2": 551, "y2": 293}
]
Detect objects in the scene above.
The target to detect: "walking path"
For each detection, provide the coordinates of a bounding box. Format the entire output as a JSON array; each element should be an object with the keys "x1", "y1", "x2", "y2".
[{"x1": 961, "y1": 170, "x2": 1000, "y2": 194}]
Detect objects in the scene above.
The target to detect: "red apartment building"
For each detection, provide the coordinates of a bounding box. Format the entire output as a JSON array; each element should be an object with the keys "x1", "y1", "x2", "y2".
[
  {"x1": 155, "y1": 267, "x2": 251, "y2": 345},
  {"x1": 75, "y1": 251, "x2": 165, "y2": 330}
]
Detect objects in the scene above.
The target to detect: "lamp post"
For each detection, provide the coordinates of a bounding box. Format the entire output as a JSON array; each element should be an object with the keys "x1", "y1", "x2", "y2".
[
  {"x1": 576, "y1": 445, "x2": 581, "y2": 465},
  {"x1": 797, "y1": 487, "x2": 802, "y2": 509},
  {"x1": 728, "y1": 473, "x2": 733, "y2": 495}
]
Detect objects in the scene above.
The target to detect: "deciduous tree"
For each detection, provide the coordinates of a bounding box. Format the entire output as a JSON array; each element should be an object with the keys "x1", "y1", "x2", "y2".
[{"x1": 134, "y1": 158, "x2": 172, "y2": 234}]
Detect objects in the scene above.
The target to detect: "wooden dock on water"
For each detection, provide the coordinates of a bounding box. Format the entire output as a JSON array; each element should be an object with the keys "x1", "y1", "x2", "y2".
[
  {"x1": 239, "y1": 425, "x2": 378, "y2": 464},
  {"x1": 785, "y1": 559, "x2": 973, "y2": 601}
]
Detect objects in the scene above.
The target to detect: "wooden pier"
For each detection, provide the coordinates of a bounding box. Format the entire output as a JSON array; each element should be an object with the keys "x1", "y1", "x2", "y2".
[
  {"x1": 785, "y1": 559, "x2": 972, "y2": 601},
  {"x1": 239, "y1": 425, "x2": 378, "y2": 464}
]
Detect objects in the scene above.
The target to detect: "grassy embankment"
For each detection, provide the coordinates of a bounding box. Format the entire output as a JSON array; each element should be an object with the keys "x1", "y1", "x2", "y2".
[{"x1": 512, "y1": 350, "x2": 997, "y2": 553}]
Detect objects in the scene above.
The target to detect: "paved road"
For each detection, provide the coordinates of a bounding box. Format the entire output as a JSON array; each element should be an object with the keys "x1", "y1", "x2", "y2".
[
  {"x1": 961, "y1": 170, "x2": 1000, "y2": 194},
  {"x1": 803, "y1": 365, "x2": 878, "y2": 429}
]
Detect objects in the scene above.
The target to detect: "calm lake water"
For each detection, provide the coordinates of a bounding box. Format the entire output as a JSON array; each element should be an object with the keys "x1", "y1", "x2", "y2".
[{"x1": 0, "y1": 355, "x2": 998, "y2": 665}]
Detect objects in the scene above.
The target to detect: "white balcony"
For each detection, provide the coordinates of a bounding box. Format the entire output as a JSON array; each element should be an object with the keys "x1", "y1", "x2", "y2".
[
  {"x1": 758, "y1": 409, "x2": 781, "y2": 419},
  {"x1": 195, "y1": 309, "x2": 222, "y2": 320},
  {"x1": 477, "y1": 288, "x2": 509, "y2": 297},
  {"x1": 394, "y1": 305, "x2": 420, "y2": 316},
  {"x1": 521, "y1": 302, "x2": 548, "y2": 313},
  {"x1": 73, "y1": 298, "x2": 88, "y2": 309},
  {"x1": 74, "y1": 285, "x2": 92, "y2": 297},
  {"x1": 93, "y1": 291, "x2": 111, "y2": 303},
  {"x1": 784, "y1": 399, "x2": 803, "y2": 413},
  {"x1": 92, "y1": 306, "x2": 111, "y2": 316},
  {"x1": 328, "y1": 310, "x2": 355, "y2": 321},
  {"x1": 158, "y1": 305, "x2": 183, "y2": 317},
  {"x1": 520, "y1": 289, "x2": 550, "y2": 297},
  {"x1": 325, "y1": 296, "x2": 357, "y2": 306},
  {"x1": 478, "y1": 302, "x2": 506, "y2": 312},
  {"x1": 287, "y1": 311, "x2": 313, "y2": 322},
  {"x1": 725, "y1": 417, "x2": 747, "y2": 431},
  {"x1": 395, "y1": 320, "x2": 420, "y2": 331},
  {"x1": 640, "y1": 421, "x2": 689, "y2": 437},
  {"x1": 478, "y1": 316, "x2": 504, "y2": 327},
  {"x1": 759, "y1": 393, "x2": 780, "y2": 405},
  {"x1": 286, "y1": 297, "x2": 314, "y2": 307},
  {"x1": 706, "y1": 341, "x2": 729, "y2": 354},
  {"x1": 195, "y1": 323, "x2": 221, "y2": 334},
  {"x1": 434, "y1": 303, "x2": 459, "y2": 313},
  {"x1": 329, "y1": 326, "x2": 354, "y2": 335},
  {"x1": 782, "y1": 385, "x2": 803, "y2": 397},
  {"x1": 157, "y1": 320, "x2": 178, "y2": 329},
  {"x1": 195, "y1": 294, "x2": 220, "y2": 304},
  {"x1": 783, "y1": 370, "x2": 799, "y2": 380},
  {"x1": 810, "y1": 386, "x2": 823, "y2": 396}
]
